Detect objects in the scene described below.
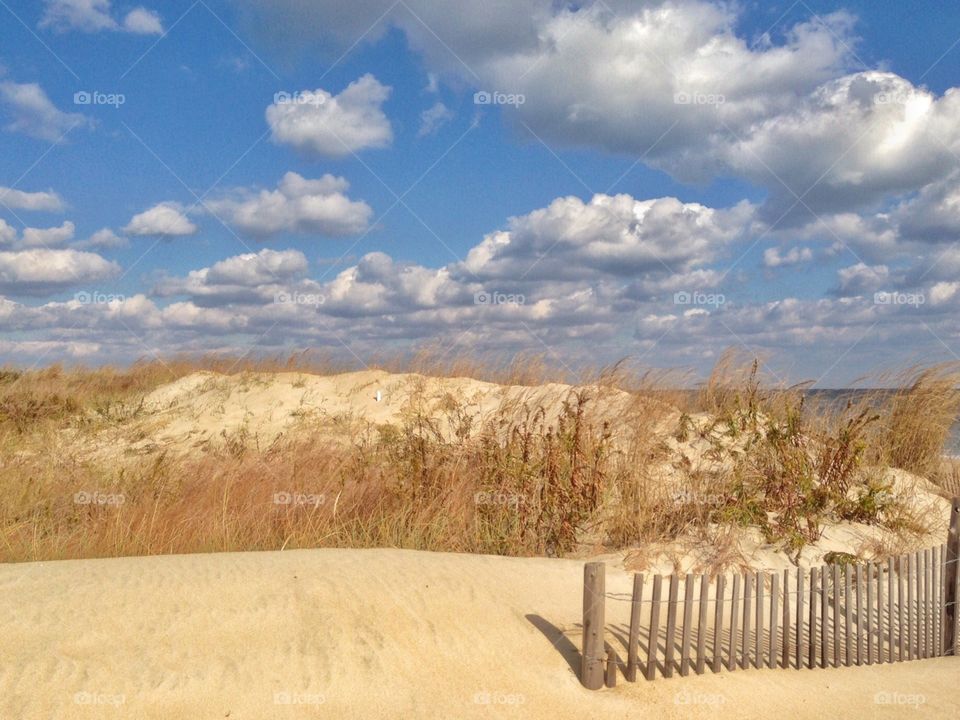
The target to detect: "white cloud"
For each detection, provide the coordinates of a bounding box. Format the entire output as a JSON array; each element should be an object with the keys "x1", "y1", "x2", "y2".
[
  {"x1": 0, "y1": 186, "x2": 64, "y2": 212},
  {"x1": 763, "y1": 246, "x2": 813, "y2": 268},
  {"x1": 929, "y1": 282, "x2": 960, "y2": 307},
  {"x1": 122, "y1": 7, "x2": 163, "y2": 34},
  {"x1": 0, "y1": 338, "x2": 101, "y2": 358},
  {"x1": 0, "y1": 248, "x2": 119, "y2": 295},
  {"x1": 0, "y1": 219, "x2": 16, "y2": 246},
  {"x1": 20, "y1": 221, "x2": 76, "y2": 248},
  {"x1": 154, "y1": 249, "x2": 314, "y2": 306},
  {"x1": 460, "y1": 194, "x2": 753, "y2": 282},
  {"x1": 75, "y1": 228, "x2": 127, "y2": 249},
  {"x1": 418, "y1": 102, "x2": 454, "y2": 137},
  {"x1": 718, "y1": 72, "x2": 960, "y2": 221},
  {"x1": 266, "y1": 74, "x2": 392, "y2": 157},
  {"x1": 39, "y1": 0, "x2": 163, "y2": 34},
  {"x1": 240, "y1": 1, "x2": 960, "y2": 222},
  {"x1": 0, "y1": 81, "x2": 91, "y2": 141},
  {"x1": 206, "y1": 249, "x2": 308, "y2": 285},
  {"x1": 894, "y1": 172, "x2": 960, "y2": 244},
  {"x1": 835, "y1": 263, "x2": 890, "y2": 296},
  {"x1": 124, "y1": 203, "x2": 197, "y2": 237},
  {"x1": 206, "y1": 172, "x2": 372, "y2": 238},
  {"x1": 39, "y1": 0, "x2": 116, "y2": 32}
]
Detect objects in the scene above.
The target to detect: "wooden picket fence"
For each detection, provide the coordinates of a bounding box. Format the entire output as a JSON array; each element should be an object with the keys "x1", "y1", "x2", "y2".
[{"x1": 579, "y1": 498, "x2": 960, "y2": 689}]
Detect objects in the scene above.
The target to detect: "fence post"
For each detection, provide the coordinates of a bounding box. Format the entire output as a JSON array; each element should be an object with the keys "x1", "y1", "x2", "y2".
[
  {"x1": 581, "y1": 562, "x2": 606, "y2": 690},
  {"x1": 944, "y1": 498, "x2": 960, "y2": 656},
  {"x1": 605, "y1": 648, "x2": 617, "y2": 688},
  {"x1": 626, "y1": 574, "x2": 643, "y2": 682}
]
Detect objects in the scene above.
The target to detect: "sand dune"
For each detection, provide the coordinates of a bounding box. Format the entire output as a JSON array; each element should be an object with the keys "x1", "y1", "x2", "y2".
[
  {"x1": 1, "y1": 548, "x2": 957, "y2": 719},
  {"x1": 131, "y1": 370, "x2": 663, "y2": 453},
  {"x1": 68, "y1": 370, "x2": 953, "y2": 572}
]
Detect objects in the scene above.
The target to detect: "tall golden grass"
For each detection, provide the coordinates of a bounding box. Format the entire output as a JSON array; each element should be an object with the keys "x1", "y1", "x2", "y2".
[{"x1": 0, "y1": 351, "x2": 957, "y2": 564}]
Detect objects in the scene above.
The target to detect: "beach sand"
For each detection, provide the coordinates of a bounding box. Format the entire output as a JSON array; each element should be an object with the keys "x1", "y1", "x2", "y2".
[{"x1": 2, "y1": 547, "x2": 957, "y2": 719}]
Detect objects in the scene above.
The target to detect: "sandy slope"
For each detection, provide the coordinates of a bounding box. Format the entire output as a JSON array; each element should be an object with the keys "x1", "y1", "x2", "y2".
[
  {"x1": 2, "y1": 548, "x2": 957, "y2": 719},
  {"x1": 130, "y1": 370, "x2": 663, "y2": 452}
]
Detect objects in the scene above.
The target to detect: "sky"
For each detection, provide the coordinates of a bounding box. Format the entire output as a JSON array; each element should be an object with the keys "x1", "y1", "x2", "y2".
[{"x1": 1, "y1": 0, "x2": 960, "y2": 385}]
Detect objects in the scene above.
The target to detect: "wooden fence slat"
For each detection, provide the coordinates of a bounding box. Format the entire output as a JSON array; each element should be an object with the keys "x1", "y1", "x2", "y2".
[
  {"x1": 712, "y1": 575, "x2": 725, "y2": 673},
  {"x1": 809, "y1": 567, "x2": 818, "y2": 670},
  {"x1": 782, "y1": 569, "x2": 791, "y2": 669},
  {"x1": 924, "y1": 549, "x2": 930, "y2": 658},
  {"x1": 770, "y1": 572, "x2": 779, "y2": 669},
  {"x1": 696, "y1": 573, "x2": 709, "y2": 675},
  {"x1": 728, "y1": 573, "x2": 740, "y2": 672},
  {"x1": 931, "y1": 546, "x2": 938, "y2": 657},
  {"x1": 645, "y1": 575, "x2": 662, "y2": 681},
  {"x1": 946, "y1": 499, "x2": 960, "y2": 657},
  {"x1": 832, "y1": 564, "x2": 841, "y2": 667},
  {"x1": 795, "y1": 568, "x2": 804, "y2": 671},
  {"x1": 937, "y1": 544, "x2": 945, "y2": 657},
  {"x1": 887, "y1": 557, "x2": 895, "y2": 664},
  {"x1": 899, "y1": 555, "x2": 907, "y2": 662},
  {"x1": 581, "y1": 562, "x2": 606, "y2": 689},
  {"x1": 926, "y1": 548, "x2": 933, "y2": 658},
  {"x1": 908, "y1": 553, "x2": 916, "y2": 661},
  {"x1": 931, "y1": 547, "x2": 937, "y2": 658},
  {"x1": 820, "y1": 564, "x2": 829, "y2": 669},
  {"x1": 742, "y1": 572, "x2": 753, "y2": 670},
  {"x1": 935, "y1": 545, "x2": 942, "y2": 657},
  {"x1": 866, "y1": 562, "x2": 875, "y2": 665},
  {"x1": 877, "y1": 563, "x2": 885, "y2": 664},
  {"x1": 857, "y1": 564, "x2": 865, "y2": 666},
  {"x1": 844, "y1": 564, "x2": 853, "y2": 666},
  {"x1": 933, "y1": 545, "x2": 943, "y2": 657},
  {"x1": 917, "y1": 550, "x2": 930, "y2": 659},
  {"x1": 927, "y1": 549, "x2": 934, "y2": 658},
  {"x1": 917, "y1": 550, "x2": 924, "y2": 659},
  {"x1": 680, "y1": 574, "x2": 694, "y2": 676},
  {"x1": 626, "y1": 574, "x2": 643, "y2": 681},
  {"x1": 664, "y1": 574, "x2": 679, "y2": 678},
  {"x1": 930, "y1": 545, "x2": 940, "y2": 657},
  {"x1": 756, "y1": 573, "x2": 764, "y2": 669}
]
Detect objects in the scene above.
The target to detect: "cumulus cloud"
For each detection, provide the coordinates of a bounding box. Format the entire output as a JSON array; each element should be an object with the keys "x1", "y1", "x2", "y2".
[
  {"x1": 206, "y1": 172, "x2": 372, "y2": 238},
  {"x1": 418, "y1": 102, "x2": 454, "y2": 137},
  {"x1": 20, "y1": 221, "x2": 76, "y2": 248},
  {"x1": 266, "y1": 74, "x2": 392, "y2": 157},
  {"x1": 0, "y1": 81, "x2": 92, "y2": 141},
  {"x1": 143, "y1": 190, "x2": 757, "y2": 352},
  {"x1": 39, "y1": 0, "x2": 163, "y2": 34},
  {"x1": 0, "y1": 338, "x2": 101, "y2": 358},
  {"x1": 719, "y1": 72, "x2": 960, "y2": 221},
  {"x1": 154, "y1": 249, "x2": 311, "y2": 306},
  {"x1": 893, "y1": 172, "x2": 960, "y2": 244},
  {"x1": 321, "y1": 252, "x2": 466, "y2": 317},
  {"x1": 121, "y1": 7, "x2": 163, "y2": 34},
  {"x1": 0, "y1": 248, "x2": 119, "y2": 295},
  {"x1": 0, "y1": 219, "x2": 16, "y2": 246},
  {"x1": 459, "y1": 194, "x2": 753, "y2": 282},
  {"x1": 75, "y1": 228, "x2": 127, "y2": 250},
  {"x1": 123, "y1": 203, "x2": 197, "y2": 237},
  {"x1": 0, "y1": 186, "x2": 64, "y2": 212},
  {"x1": 763, "y1": 246, "x2": 813, "y2": 269},
  {"x1": 834, "y1": 263, "x2": 890, "y2": 296},
  {"x1": 240, "y1": 1, "x2": 960, "y2": 224}
]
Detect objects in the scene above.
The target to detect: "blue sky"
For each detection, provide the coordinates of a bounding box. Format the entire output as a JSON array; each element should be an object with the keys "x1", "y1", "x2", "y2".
[{"x1": 1, "y1": 0, "x2": 960, "y2": 385}]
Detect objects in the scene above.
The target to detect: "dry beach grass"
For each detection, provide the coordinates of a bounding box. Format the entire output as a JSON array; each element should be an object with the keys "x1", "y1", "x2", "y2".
[{"x1": 1, "y1": 351, "x2": 957, "y2": 566}]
